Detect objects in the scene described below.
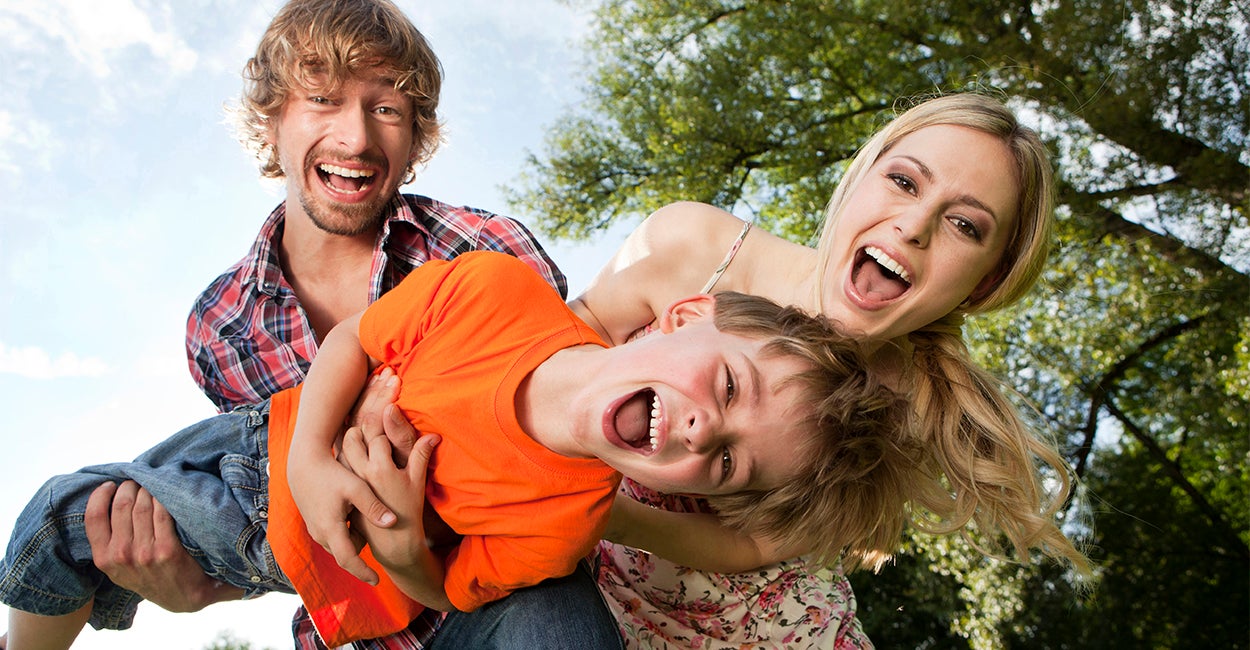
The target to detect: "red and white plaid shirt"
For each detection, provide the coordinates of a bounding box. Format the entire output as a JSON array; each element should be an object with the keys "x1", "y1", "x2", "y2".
[
  {"x1": 186, "y1": 194, "x2": 565, "y2": 649},
  {"x1": 186, "y1": 193, "x2": 566, "y2": 413}
]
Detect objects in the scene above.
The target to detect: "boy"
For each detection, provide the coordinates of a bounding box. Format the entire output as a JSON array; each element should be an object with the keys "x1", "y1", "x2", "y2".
[{"x1": 1, "y1": 252, "x2": 901, "y2": 648}]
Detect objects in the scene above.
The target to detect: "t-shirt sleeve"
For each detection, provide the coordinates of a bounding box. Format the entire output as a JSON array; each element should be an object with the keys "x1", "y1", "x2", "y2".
[{"x1": 473, "y1": 215, "x2": 568, "y2": 299}]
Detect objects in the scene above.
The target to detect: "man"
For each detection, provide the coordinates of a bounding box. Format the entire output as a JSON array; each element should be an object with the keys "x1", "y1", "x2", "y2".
[{"x1": 82, "y1": 1, "x2": 619, "y2": 648}]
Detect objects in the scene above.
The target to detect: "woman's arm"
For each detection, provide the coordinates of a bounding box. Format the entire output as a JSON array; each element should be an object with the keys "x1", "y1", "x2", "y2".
[
  {"x1": 288, "y1": 311, "x2": 397, "y2": 585},
  {"x1": 570, "y1": 202, "x2": 747, "y2": 345},
  {"x1": 604, "y1": 493, "x2": 806, "y2": 573}
]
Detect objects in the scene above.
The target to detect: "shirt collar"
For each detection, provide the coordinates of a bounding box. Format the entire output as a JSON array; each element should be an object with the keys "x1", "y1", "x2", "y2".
[{"x1": 243, "y1": 196, "x2": 429, "y2": 298}]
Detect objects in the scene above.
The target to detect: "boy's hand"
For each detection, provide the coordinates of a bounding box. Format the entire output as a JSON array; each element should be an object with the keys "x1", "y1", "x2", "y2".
[
  {"x1": 342, "y1": 428, "x2": 452, "y2": 610},
  {"x1": 288, "y1": 454, "x2": 395, "y2": 586},
  {"x1": 341, "y1": 428, "x2": 440, "y2": 566}
]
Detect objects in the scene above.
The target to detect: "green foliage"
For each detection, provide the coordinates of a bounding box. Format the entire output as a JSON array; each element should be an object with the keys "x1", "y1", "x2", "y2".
[{"x1": 513, "y1": 0, "x2": 1249, "y2": 646}]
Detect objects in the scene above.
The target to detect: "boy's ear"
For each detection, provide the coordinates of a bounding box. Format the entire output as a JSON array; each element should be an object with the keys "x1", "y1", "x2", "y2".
[{"x1": 657, "y1": 294, "x2": 716, "y2": 333}]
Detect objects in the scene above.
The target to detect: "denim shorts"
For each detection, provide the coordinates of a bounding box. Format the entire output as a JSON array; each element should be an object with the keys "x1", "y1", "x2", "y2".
[{"x1": 0, "y1": 402, "x2": 291, "y2": 630}]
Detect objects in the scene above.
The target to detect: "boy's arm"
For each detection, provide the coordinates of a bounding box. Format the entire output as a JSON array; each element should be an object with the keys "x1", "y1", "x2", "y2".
[
  {"x1": 288, "y1": 311, "x2": 397, "y2": 586},
  {"x1": 605, "y1": 493, "x2": 803, "y2": 573},
  {"x1": 341, "y1": 427, "x2": 454, "y2": 611}
]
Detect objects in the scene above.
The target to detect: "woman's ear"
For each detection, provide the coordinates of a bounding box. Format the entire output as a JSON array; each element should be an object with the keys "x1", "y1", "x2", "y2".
[{"x1": 656, "y1": 294, "x2": 717, "y2": 333}]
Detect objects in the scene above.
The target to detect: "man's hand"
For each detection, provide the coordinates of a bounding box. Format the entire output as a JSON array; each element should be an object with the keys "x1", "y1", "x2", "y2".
[{"x1": 84, "y1": 481, "x2": 245, "y2": 611}]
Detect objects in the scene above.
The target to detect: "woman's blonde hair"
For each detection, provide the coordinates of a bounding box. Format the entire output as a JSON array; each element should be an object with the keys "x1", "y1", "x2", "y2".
[
  {"x1": 815, "y1": 93, "x2": 1088, "y2": 573},
  {"x1": 234, "y1": 0, "x2": 443, "y2": 180}
]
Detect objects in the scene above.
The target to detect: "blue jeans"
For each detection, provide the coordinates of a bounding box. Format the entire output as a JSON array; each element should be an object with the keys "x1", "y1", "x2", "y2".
[
  {"x1": 426, "y1": 559, "x2": 623, "y2": 650},
  {"x1": 0, "y1": 404, "x2": 285, "y2": 630}
]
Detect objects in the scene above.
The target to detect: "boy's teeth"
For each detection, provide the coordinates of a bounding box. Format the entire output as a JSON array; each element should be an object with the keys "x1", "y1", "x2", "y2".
[
  {"x1": 647, "y1": 394, "x2": 660, "y2": 452},
  {"x1": 865, "y1": 246, "x2": 911, "y2": 283},
  {"x1": 319, "y1": 163, "x2": 374, "y2": 178}
]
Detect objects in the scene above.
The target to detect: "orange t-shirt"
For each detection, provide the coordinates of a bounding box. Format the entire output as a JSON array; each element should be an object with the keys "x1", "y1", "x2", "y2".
[{"x1": 267, "y1": 252, "x2": 619, "y2": 647}]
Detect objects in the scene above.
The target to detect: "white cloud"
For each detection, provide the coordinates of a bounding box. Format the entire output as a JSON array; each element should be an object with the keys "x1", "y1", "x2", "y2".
[
  {"x1": 0, "y1": 341, "x2": 109, "y2": 379},
  {"x1": 3, "y1": 0, "x2": 198, "y2": 79}
]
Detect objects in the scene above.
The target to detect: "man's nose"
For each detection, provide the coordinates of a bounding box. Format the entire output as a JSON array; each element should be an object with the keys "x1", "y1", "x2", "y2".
[{"x1": 330, "y1": 104, "x2": 371, "y2": 154}]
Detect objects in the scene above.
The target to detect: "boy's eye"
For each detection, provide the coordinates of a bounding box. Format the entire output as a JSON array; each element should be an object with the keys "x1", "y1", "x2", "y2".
[
  {"x1": 725, "y1": 367, "x2": 736, "y2": 404},
  {"x1": 721, "y1": 448, "x2": 733, "y2": 478}
]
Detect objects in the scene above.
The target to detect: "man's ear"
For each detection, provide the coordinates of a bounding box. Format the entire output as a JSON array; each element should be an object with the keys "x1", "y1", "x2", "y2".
[{"x1": 656, "y1": 294, "x2": 716, "y2": 334}]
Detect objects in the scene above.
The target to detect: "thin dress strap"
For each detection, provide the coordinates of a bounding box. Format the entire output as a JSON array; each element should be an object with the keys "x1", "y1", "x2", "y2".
[{"x1": 700, "y1": 220, "x2": 753, "y2": 293}]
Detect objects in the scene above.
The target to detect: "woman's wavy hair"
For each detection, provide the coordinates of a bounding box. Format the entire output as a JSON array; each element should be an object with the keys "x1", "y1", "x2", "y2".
[
  {"x1": 816, "y1": 93, "x2": 1089, "y2": 573},
  {"x1": 233, "y1": 0, "x2": 443, "y2": 181}
]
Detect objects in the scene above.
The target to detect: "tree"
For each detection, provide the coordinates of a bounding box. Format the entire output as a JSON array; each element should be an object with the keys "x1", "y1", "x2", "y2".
[{"x1": 508, "y1": 0, "x2": 1249, "y2": 646}]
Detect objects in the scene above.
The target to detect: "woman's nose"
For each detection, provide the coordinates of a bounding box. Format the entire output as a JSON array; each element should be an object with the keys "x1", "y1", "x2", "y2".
[{"x1": 893, "y1": 206, "x2": 935, "y2": 248}]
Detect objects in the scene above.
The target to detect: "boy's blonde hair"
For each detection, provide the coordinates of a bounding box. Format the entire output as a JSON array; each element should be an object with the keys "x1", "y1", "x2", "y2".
[
  {"x1": 704, "y1": 292, "x2": 919, "y2": 571},
  {"x1": 235, "y1": 0, "x2": 443, "y2": 180}
]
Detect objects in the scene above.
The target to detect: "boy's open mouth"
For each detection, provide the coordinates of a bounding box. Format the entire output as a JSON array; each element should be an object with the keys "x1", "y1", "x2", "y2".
[
  {"x1": 613, "y1": 388, "x2": 660, "y2": 453},
  {"x1": 317, "y1": 163, "x2": 376, "y2": 195},
  {"x1": 851, "y1": 245, "x2": 912, "y2": 302}
]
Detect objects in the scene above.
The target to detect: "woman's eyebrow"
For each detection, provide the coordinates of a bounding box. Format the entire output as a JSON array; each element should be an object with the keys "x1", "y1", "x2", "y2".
[{"x1": 898, "y1": 154, "x2": 1001, "y2": 223}]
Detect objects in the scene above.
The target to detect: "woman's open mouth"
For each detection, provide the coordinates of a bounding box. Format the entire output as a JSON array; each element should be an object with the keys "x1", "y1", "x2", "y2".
[{"x1": 851, "y1": 245, "x2": 912, "y2": 303}]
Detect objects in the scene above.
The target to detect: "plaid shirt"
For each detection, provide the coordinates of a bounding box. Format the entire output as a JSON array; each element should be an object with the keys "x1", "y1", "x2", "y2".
[
  {"x1": 186, "y1": 194, "x2": 565, "y2": 649},
  {"x1": 186, "y1": 193, "x2": 567, "y2": 413}
]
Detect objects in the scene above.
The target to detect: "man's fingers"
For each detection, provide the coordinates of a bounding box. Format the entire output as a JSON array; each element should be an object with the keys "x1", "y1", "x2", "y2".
[
  {"x1": 130, "y1": 487, "x2": 156, "y2": 554},
  {"x1": 84, "y1": 482, "x2": 119, "y2": 551}
]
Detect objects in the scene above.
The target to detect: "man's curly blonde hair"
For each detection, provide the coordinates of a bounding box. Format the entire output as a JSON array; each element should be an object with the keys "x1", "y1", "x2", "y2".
[{"x1": 234, "y1": 0, "x2": 443, "y2": 181}]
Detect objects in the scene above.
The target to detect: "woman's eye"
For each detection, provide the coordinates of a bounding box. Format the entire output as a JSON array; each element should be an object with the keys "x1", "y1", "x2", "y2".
[
  {"x1": 888, "y1": 173, "x2": 917, "y2": 195},
  {"x1": 950, "y1": 216, "x2": 983, "y2": 241}
]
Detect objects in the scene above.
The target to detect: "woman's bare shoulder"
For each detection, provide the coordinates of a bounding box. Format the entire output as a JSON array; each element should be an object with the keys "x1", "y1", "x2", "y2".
[{"x1": 634, "y1": 202, "x2": 748, "y2": 262}]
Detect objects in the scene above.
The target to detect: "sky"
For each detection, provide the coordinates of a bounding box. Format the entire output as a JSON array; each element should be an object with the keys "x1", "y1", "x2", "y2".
[{"x1": 0, "y1": 1, "x2": 632, "y2": 648}]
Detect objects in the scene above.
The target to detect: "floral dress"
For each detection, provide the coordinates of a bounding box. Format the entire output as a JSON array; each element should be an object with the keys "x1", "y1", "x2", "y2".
[{"x1": 594, "y1": 479, "x2": 873, "y2": 649}]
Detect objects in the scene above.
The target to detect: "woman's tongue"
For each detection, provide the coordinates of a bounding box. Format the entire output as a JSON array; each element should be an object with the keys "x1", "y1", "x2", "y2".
[
  {"x1": 614, "y1": 390, "x2": 652, "y2": 448},
  {"x1": 854, "y1": 258, "x2": 908, "y2": 301}
]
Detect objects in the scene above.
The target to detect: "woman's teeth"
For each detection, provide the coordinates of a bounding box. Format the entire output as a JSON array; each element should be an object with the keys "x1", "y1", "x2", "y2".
[{"x1": 865, "y1": 246, "x2": 911, "y2": 283}]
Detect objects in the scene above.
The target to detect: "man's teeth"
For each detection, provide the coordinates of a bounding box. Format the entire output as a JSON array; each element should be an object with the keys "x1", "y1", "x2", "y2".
[
  {"x1": 646, "y1": 394, "x2": 659, "y2": 452},
  {"x1": 865, "y1": 246, "x2": 911, "y2": 283},
  {"x1": 318, "y1": 163, "x2": 374, "y2": 178}
]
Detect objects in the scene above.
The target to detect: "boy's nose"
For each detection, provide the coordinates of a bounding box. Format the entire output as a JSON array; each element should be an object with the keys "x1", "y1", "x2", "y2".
[{"x1": 681, "y1": 410, "x2": 716, "y2": 453}]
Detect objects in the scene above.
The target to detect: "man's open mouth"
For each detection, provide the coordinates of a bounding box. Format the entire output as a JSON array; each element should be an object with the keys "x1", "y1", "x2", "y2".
[
  {"x1": 851, "y1": 245, "x2": 912, "y2": 302},
  {"x1": 613, "y1": 388, "x2": 660, "y2": 453},
  {"x1": 317, "y1": 163, "x2": 376, "y2": 195}
]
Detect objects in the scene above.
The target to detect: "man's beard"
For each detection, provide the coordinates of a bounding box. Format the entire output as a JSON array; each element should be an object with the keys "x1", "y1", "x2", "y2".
[{"x1": 299, "y1": 191, "x2": 391, "y2": 237}]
